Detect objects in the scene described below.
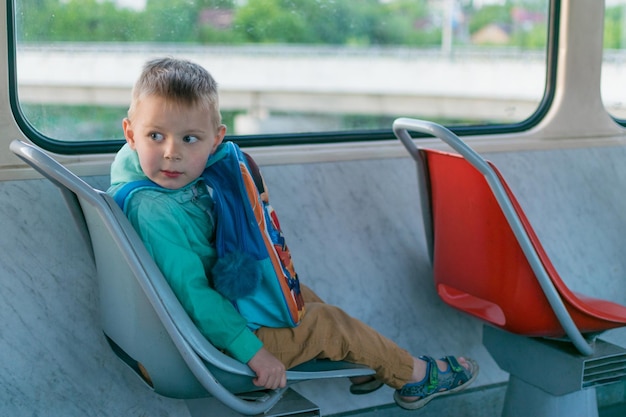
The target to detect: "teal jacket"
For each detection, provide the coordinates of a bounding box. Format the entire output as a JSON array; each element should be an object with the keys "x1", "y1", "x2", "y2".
[{"x1": 107, "y1": 143, "x2": 263, "y2": 364}]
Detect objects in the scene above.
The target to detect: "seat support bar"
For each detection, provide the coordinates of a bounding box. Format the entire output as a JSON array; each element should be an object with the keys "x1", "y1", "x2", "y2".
[{"x1": 186, "y1": 388, "x2": 321, "y2": 417}]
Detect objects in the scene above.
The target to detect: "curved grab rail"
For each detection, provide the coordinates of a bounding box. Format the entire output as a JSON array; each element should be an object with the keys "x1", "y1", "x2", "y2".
[{"x1": 392, "y1": 118, "x2": 594, "y2": 356}]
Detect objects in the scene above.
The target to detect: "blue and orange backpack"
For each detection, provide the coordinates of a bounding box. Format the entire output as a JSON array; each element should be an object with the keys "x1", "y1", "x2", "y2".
[{"x1": 114, "y1": 142, "x2": 305, "y2": 329}]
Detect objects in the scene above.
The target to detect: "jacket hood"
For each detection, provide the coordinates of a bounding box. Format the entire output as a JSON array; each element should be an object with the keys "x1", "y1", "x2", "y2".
[
  {"x1": 108, "y1": 143, "x2": 148, "y2": 195},
  {"x1": 108, "y1": 142, "x2": 231, "y2": 195}
]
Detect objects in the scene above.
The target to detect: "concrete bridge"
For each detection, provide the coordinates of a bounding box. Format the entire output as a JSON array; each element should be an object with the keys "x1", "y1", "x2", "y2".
[{"x1": 14, "y1": 43, "x2": 626, "y2": 134}]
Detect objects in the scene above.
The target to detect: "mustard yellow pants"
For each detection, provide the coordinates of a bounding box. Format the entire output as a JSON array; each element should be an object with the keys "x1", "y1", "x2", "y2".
[{"x1": 255, "y1": 285, "x2": 414, "y2": 389}]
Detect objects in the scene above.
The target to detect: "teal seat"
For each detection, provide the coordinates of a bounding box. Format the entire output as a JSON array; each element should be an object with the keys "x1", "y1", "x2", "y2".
[{"x1": 10, "y1": 140, "x2": 374, "y2": 416}]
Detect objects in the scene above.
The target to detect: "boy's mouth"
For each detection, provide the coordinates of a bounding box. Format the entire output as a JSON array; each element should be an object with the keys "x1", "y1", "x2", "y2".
[{"x1": 161, "y1": 170, "x2": 182, "y2": 178}]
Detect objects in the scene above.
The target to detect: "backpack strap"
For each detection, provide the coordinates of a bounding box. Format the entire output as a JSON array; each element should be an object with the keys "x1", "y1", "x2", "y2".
[
  {"x1": 202, "y1": 145, "x2": 267, "y2": 261},
  {"x1": 113, "y1": 179, "x2": 159, "y2": 212},
  {"x1": 243, "y1": 152, "x2": 266, "y2": 196}
]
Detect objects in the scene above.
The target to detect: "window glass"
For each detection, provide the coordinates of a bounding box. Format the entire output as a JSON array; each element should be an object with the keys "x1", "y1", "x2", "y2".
[
  {"x1": 12, "y1": 0, "x2": 549, "y2": 143},
  {"x1": 603, "y1": 0, "x2": 626, "y2": 121}
]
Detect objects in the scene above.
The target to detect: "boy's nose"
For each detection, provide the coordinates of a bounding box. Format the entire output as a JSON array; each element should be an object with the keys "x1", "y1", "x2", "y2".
[{"x1": 164, "y1": 141, "x2": 181, "y2": 160}]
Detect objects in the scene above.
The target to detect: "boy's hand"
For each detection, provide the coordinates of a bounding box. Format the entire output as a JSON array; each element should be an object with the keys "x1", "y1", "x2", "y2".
[{"x1": 247, "y1": 348, "x2": 287, "y2": 389}]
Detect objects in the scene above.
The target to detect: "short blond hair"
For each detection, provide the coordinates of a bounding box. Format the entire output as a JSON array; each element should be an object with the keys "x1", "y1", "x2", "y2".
[{"x1": 129, "y1": 57, "x2": 222, "y2": 130}]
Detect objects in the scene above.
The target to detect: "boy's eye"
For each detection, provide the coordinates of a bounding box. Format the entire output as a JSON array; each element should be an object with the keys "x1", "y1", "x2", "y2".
[
  {"x1": 150, "y1": 132, "x2": 164, "y2": 141},
  {"x1": 183, "y1": 135, "x2": 199, "y2": 144}
]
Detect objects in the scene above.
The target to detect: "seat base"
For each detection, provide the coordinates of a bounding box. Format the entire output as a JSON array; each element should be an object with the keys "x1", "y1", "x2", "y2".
[
  {"x1": 186, "y1": 388, "x2": 320, "y2": 417},
  {"x1": 484, "y1": 325, "x2": 626, "y2": 396},
  {"x1": 503, "y1": 375, "x2": 598, "y2": 417},
  {"x1": 483, "y1": 325, "x2": 626, "y2": 417}
]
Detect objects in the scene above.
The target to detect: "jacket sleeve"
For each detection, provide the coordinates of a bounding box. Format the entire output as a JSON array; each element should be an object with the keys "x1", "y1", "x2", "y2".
[{"x1": 126, "y1": 191, "x2": 263, "y2": 364}]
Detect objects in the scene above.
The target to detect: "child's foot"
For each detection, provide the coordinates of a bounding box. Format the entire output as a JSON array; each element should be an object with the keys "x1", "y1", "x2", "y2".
[
  {"x1": 349, "y1": 375, "x2": 384, "y2": 395},
  {"x1": 394, "y1": 356, "x2": 478, "y2": 410}
]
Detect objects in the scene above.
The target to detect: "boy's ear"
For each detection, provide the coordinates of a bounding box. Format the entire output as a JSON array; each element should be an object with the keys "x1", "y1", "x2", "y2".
[
  {"x1": 122, "y1": 118, "x2": 136, "y2": 149},
  {"x1": 213, "y1": 124, "x2": 227, "y2": 151}
]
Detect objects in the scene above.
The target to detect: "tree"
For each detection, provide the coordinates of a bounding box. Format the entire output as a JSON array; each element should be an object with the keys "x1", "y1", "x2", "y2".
[
  {"x1": 468, "y1": 4, "x2": 512, "y2": 35},
  {"x1": 231, "y1": 0, "x2": 437, "y2": 46},
  {"x1": 232, "y1": 0, "x2": 312, "y2": 43},
  {"x1": 17, "y1": 0, "x2": 142, "y2": 42},
  {"x1": 142, "y1": 0, "x2": 199, "y2": 42},
  {"x1": 604, "y1": 5, "x2": 626, "y2": 50}
]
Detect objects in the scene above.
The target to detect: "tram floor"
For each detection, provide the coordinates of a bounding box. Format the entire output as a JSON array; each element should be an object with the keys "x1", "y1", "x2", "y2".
[
  {"x1": 600, "y1": 402, "x2": 626, "y2": 417},
  {"x1": 327, "y1": 382, "x2": 626, "y2": 417}
]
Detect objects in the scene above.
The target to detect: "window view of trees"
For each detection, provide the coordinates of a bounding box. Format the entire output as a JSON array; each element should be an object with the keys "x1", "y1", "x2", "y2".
[
  {"x1": 14, "y1": 0, "x2": 553, "y2": 143},
  {"x1": 17, "y1": 0, "x2": 548, "y2": 50}
]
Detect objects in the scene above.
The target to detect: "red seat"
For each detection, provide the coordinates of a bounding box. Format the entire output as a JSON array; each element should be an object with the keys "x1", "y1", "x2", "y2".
[
  {"x1": 424, "y1": 147, "x2": 626, "y2": 338},
  {"x1": 393, "y1": 117, "x2": 626, "y2": 356},
  {"x1": 395, "y1": 118, "x2": 626, "y2": 414}
]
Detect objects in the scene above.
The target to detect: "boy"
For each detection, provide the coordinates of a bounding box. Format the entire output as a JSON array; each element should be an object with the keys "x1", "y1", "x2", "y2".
[{"x1": 107, "y1": 57, "x2": 477, "y2": 410}]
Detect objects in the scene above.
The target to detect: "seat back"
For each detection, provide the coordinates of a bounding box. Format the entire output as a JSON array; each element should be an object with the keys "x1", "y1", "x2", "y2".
[
  {"x1": 425, "y1": 148, "x2": 626, "y2": 336},
  {"x1": 393, "y1": 118, "x2": 626, "y2": 356},
  {"x1": 10, "y1": 140, "x2": 373, "y2": 415},
  {"x1": 82, "y1": 196, "x2": 234, "y2": 397}
]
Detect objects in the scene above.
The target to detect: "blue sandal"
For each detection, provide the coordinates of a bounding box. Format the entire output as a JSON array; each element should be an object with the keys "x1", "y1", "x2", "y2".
[{"x1": 393, "y1": 355, "x2": 479, "y2": 410}]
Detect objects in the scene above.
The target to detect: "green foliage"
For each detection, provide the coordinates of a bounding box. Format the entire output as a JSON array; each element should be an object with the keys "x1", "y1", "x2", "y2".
[
  {"x1": 604, "y1": 5, "x2": 626, "y2": 49},
  {"x1": 510, "y1": 23, "x2": 546, "y2": 49},
  {"x1": 228, "y1": 0, "x2": 438, "y2": 46},
  {"x1": 232, "y1": 0, "x2": 312, "y2": 43},
  {"x1": 15, "y1": 0, "x2": 550, "y2": 49},
  {"x1": 468, "y1": 4, "x2": 512, "y2": 35},
  {"x1": 378, "y1": 0, "x2": 437, "y2": 46},
  {"x1": 17, "y1": 0, "x2": 141, "y2": 42},
  {"x1": 141, "y1": 0, "x2": 199, "y2": 42},
  {"x1": 197, "y1": 25, "x2": 245, "y2": 44},
  {"x1": 232, "y1": 0, "x2": 385, "y2": 45},
  {"x1": 197, "y1": 0, "x2": 234, "y2": 8}
]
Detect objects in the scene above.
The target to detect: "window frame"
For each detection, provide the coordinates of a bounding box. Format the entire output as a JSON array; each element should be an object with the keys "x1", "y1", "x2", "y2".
[{"x1": 7, "y1": 0, "x2": 560, "y2": 155}]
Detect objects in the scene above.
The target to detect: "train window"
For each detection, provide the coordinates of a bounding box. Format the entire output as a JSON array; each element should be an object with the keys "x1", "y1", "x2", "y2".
[
  {"x1": 10, "y1": 0, "x2": 551, "y2": 150},
  {"x1": 603, "y1": 1, "x2": 626, "y2": 122}
]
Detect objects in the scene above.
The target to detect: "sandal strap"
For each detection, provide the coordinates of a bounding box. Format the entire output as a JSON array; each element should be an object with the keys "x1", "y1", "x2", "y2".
[
  {"x1": 396, "y1": 355, "x2": 474, "y2": 398},
  {"x1": 438, "y1": 356, "x2": 473, "y2": 389},
  {"x1": 442, "y1": 355, "x2": 464, "y2": 373},
  {"x1": 396, "y1": 355, "x2": 439, "y2": 398}
]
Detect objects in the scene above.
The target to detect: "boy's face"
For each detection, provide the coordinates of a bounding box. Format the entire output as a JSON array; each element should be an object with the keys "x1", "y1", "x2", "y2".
[{"x1": 123, "y1": 94, "x2": 225, "y2": 189}]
